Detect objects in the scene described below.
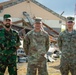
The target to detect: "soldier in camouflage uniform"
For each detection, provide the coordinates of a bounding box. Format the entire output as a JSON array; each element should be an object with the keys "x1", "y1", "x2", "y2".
[
  {"x1": 0, "y1": 14, "x2": 21, "y2": 75},
  {"x1": 58, "y1": 17, "x2": 76, "y2": 75},
  {"x1": 23, "y1": 17, "x2": 50, "y2": 75}
]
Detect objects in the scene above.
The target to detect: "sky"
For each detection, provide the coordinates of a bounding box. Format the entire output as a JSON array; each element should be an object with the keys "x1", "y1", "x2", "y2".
[
  {"x1": 36, "y1": 0, "x2": 76, "y2": 17},
  {"x1": 0, "y1": 0, "x2": 8, "y2": 2},
  {"x1": 0, "y1": 0, "x2": 76, "y2": 17}
]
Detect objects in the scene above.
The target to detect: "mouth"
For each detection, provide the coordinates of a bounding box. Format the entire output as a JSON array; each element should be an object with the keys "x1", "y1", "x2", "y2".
[
  {"x1": 5, "y1": 23, "x2": 11, "y2": 28},
  {"x1": 6, "y1": 23, "x2": 10, "y2": 25}
]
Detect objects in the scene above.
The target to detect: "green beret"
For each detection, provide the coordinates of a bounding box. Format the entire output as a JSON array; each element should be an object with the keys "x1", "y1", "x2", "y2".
[
  {"x1": 34, "y1": 17, "x2": 42, "y2": 23},
  {"x1": 3, "y1": 14, "x2": 12, "y2": 21},
  {"x1": 67, "y1": 17, "x2": 75, "y2": 22}
]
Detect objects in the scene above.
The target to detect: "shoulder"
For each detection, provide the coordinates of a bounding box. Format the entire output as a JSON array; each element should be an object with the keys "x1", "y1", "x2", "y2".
[
  {"x1": 42, "y1": 30, "x2": 48, "y2": 34},
  {"x1": 0, "y1": 28, "x2": 4, "y2": 33},
  {"x1": 59, "y1": 30, "x2": 66, "y2": 37},
  {"x1": 0, "y1": 28, "x2": 4, "y2": 31},
  {"x1": 25, "y1": 30, "x2": 33, "y2": 39},
  {"x1": 0, "y1": 29, "x2": 3, "y2": 32},
  {"x1": 11, "y1": 29, "x2": 18, "y2": 34},
  {"x1": 73, "y1": 30, "x2": 76, "y2": 33},
  {"x1": 42, "y1": 30, "x2": 49, "y2": 37},
  {"x1": 27, "y1": 29, "x2": 34, "y2": 36}
]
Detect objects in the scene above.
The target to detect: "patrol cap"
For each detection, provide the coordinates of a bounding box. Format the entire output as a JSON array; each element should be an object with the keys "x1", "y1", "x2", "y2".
[
  {"x1": 3, "y1": 14, "x2": 12, "y2": 21},
  {"x1": 66, "y1": 16, "x2": 75, "y2": 23},
  {"x1": 34, "y1": 17, "x2": 42, "y2": 23}
]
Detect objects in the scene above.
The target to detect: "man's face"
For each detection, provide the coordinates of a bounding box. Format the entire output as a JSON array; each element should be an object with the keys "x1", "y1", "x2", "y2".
[
  {"x1": 3, "y1": 19, "x2": 12, "y2": 28},
  {"x1": 66, "y1": 21, "x2": 74, "y2": 29},
  {"x1": 34, "y1": 22, "x2": 42, "y2": 30}
]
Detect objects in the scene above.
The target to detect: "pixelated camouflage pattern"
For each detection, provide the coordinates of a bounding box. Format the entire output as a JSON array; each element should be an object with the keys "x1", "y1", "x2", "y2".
[
  {"x1": 23, "y1": 29, "x2": 49, "y2": 75},
  {"x1": 0, "y1": 28, "x2": 21, "y2": 75},
  {"x1": 58, "y1": 30, "x2": 76, "y2": 75},
  {"x1": 27, "y1": 60, "x2": 48, "y2": 75}
]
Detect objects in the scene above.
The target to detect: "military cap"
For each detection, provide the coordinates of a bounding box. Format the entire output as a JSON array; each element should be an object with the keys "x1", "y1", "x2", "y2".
[
  {"x1": 66, "y1": 16, "x2": 75, "y2": 22},
  {"x1": 34, "y1": 17, "x2": 42, "y2": 23},
  {"x1": 3, "y1": 14, "x2": 12, "y2": 21}
]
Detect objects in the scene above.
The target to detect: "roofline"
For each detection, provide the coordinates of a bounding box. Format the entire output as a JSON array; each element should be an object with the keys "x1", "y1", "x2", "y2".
[
  {"x1": 0, "y1": 1, "x2": 10, "y2": 5},
  {"x1": 0, "y1": 0, "x2": 66, "y2": 21},
  {"x1": 31, "y1": 0, "x2": 66, "y2": 21},
  {"x1": 3, "y1": 0, "x2": 26, "y2": 8}
]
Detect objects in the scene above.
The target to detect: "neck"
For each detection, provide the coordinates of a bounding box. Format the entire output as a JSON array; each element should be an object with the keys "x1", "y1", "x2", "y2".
[
  {"x1": 67, "y1": 28, "x2": 73, "y2": 32},
  {"x1": 34, "y1": 29, "x2": 41, "y2": 32},
  {"x1": 5, "y1": 28, "x2": 11, "y2": 31}
]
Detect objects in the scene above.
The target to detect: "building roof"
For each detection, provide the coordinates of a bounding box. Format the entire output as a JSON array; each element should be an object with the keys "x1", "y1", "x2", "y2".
[{"x1": 0, "y1": 0, "x2": 66, "y2": 21}]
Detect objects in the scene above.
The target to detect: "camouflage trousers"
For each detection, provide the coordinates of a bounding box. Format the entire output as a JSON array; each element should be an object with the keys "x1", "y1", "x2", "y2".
[
  {"x1": 60, "y1": 56, "x2": 76, "y2": 75},
  {"x1": 26, "y1": 60, "x2": 48, "y2": 75},
  {"x1": 0, "y1": 55, "x2": 17, "y2": 75}
]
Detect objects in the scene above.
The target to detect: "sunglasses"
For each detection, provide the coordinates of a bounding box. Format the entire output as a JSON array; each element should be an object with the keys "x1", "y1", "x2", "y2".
[{"x1": 67, "y1": 21, "x2": 73, "y2": 23}]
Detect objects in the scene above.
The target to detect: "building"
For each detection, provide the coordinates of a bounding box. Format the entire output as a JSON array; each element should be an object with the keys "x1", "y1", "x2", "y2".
[{"x1": 0, "y1": 0, "x2": 66, "y2": 36}]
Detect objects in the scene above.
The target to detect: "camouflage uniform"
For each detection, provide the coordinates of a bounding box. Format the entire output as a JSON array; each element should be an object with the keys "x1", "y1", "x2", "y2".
[
  {"x1": 0, "y1": 28, "x2": 21, "y2": 75},
  {"x1": 24, "y1": 29, "x2": 49, "y2": 75},
  {"x1": 58, "y1": 30, "x2": 76, "y2": 75}
]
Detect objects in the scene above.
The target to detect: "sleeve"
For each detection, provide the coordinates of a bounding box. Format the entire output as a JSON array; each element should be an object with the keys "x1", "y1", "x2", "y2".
[
  {"x1": 23, "y1": 34, "x2": 30, "y2": 55},
  {"x1": 16, "y1": 32, "x2": 21, "y2": 47},
  {"x1": 0, "y1": 38, "x2": 2, "y2": 50},
  {"x1": 57, "y1": 33, "x2": 62, "y2": 51},
  {"x1": 46, "y1": 34, "x2": 50, "y2": 52},
  {"x1": 0, "y1": 32, "x2": 1, "y2": 50},
  {"x1": 0, "y1": 29, "x2": 4, "y2": 50}
]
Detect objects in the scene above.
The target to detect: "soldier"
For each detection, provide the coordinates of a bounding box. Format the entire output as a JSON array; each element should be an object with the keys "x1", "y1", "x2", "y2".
[
  {"x1": 0, "y1": 14, "x2": 21, "y2": 75},
  {"x1": 58, "y1": 16, "x2": 76, "y2": 75},
  {"x1": 23, "y1": 17, "x2": 50, "y2": 75}
]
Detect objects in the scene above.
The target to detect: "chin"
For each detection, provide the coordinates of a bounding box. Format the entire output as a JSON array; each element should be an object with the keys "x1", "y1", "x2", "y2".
[{"x1": 36, "y1": 28, "x2": 41, "y2": 30}]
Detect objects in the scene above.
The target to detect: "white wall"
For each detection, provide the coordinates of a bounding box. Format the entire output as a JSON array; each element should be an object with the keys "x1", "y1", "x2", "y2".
[{"x1": 43, "y1": 20, "x2": 65, "y2": 28}]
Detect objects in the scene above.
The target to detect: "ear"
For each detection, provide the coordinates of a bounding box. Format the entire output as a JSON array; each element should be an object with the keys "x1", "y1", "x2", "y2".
[
  {"x1": 10, "y1": 21, "x2": 12, "y2": 25},
  {"x1": 42, "y1": 22, "x2": 43, "y2": 25},
  {"x1": 66, "y1": 22, "x2": 68, "y2": 25},
  {"x1": 3, "y1": 20, "x2": 6, "y2": 24}
]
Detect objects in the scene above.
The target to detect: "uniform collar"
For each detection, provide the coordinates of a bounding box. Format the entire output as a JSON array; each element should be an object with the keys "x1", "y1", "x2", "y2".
[
  {"x1": 65, "y1": 29, "x2": 75, "y2": 35},
  {"x1": 4, "y1": 28, "x2": 14, "y2": 33},
  {"x1": 33, "y1": 29, "x2": 43, "y2": 35}
]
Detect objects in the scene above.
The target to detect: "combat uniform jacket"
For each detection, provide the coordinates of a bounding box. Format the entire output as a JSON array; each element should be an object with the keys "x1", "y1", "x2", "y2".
[
  {"x1": 0, "y1": 28, "x2": 21, "y2": 75},
  {"x1": 58, "y1": 30, "x2": 76, "y2": 59},
  {"x1": 0, "y1": 28, "x2": 21, "y2": 57},
  {"x1": 24, "y1": 29, "x2": 50, "y2": 64}
]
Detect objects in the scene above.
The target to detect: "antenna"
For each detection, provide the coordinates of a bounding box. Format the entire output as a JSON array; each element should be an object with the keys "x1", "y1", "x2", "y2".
[{"x1": 60, "y1": 11, "x2": 65, "y2": 16}]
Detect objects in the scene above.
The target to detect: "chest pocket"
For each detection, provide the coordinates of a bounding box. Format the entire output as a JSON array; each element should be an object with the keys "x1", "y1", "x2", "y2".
[
  {"x1": 10, "y1": 36, "x2": 17, "y2": 46},
  {"x1": 5, "y1": 31, "x2": 17, "y2": 47},
  {"x1": 33, "y1": 35, "x2": 46, "y2": 45},
  {"x1": 62, "y1": 36, "x2": 71, "y2": 46}
]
